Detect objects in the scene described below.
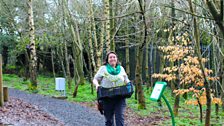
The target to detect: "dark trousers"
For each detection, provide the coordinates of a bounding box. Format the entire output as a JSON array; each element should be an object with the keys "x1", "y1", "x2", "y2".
[{"x1": 102, "y1": 97, "x2": 126, "y2": 126}]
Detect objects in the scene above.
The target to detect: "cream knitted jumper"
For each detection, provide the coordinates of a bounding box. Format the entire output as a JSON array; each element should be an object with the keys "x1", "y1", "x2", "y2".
[{"x1": 94, "y1": 65, "x2": 130, "y2": 88}]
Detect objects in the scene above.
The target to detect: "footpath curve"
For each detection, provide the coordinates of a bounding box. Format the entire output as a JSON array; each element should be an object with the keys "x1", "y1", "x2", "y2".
[{"x1": 9, "y1": 88, "x2": 104, "y2": 126}]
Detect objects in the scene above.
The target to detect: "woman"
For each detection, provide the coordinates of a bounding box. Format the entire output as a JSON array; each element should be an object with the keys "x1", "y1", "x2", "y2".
[{"x1": 93, "y1": 51, "x2": 130, "y2": 126}]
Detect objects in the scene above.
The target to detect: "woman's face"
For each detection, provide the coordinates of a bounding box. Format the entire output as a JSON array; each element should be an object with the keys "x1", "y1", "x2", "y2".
[{"x1": 108, "y1": 53, "x2": 117, "y2": 67}]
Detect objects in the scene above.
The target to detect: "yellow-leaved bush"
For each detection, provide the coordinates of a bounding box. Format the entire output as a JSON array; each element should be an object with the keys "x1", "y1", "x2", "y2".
[{"x1": 152, "y1": 32, "x2": 222, "y2": 106}]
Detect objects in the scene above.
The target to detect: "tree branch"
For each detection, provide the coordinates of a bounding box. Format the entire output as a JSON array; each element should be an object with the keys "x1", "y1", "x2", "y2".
[
  {"x1": 205, "y1": 0, "x2": 224, "y2": 35},
  {"x1": 95, "y1": 11, "x2": 142, "y2": 21},
  {"x1": 165, "y1": 5, "x2": 215, "y2": 20}
]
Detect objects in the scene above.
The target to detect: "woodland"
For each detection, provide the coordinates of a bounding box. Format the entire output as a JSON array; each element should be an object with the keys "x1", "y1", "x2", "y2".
[{"x1": 0, "y1": 0, "x2": 224, "y2": 126}]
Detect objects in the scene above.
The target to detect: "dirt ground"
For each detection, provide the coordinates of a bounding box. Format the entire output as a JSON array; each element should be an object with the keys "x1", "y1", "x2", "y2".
[
  {"x1": 78, "y1": 101, "x2": 168, "y2": 126},
  {"x1": 0, "y1": 98, "x2": 167, "y2": 126},
  {"x1": 0, "y1": 98, "x2": 63, "y2": 126}
]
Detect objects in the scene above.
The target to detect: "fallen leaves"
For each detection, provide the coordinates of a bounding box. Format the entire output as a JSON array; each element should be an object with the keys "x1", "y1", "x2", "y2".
[{"x1": 0, "y1": 97, "x2": 64, "y2": 126}]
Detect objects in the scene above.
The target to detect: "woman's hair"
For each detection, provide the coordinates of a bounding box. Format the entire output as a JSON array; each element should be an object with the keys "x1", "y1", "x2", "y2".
[{"x1": 103, "y1": 51, "x2": 120, "y2": 65}]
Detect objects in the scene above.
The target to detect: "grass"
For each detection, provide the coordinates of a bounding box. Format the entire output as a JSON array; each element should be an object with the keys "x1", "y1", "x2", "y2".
[{"x1": 2, "y1": 74, "x2": 224, "y2": 126}]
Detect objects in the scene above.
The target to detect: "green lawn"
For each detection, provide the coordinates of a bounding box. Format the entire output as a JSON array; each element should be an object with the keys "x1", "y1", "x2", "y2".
[{"x1": 3, "y1": 74, "x2": 223, "y2": 126}]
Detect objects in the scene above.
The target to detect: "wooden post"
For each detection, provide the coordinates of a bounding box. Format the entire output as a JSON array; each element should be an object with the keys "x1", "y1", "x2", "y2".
[
  {"x1": 0, "y1": 54, "x2": 4, "y2": 107},
  {"x1": 3, "y1": 87, "x2": 8, "y2": 102}
]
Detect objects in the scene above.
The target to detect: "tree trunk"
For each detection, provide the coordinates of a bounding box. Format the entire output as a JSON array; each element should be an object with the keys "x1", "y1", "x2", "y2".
[
  {"x1": 135, "y1": 0, "x2": 147, "y2": 109},
  {"x1": 220, "y1": 43, "x2": 224, "y2": 112},
  {"x1": 88, "y1": 0, "x2": 98, "y2": 53},
  {"x1": 134, "y1": 39, "x2": 138, "y2": 101},
  {"x1": 145, "y1": 38, "x2": 149, "y2": 89},
  {"x1": 86, "y1": 50, "x2": 94, "y2": 94},
  {"x1": 212, "y1": 37, "x2": 220, "y2": 116},
  {"x1": 62, "y1": 0, "x2": 85, "y2": 97},
  {"x1": 61, "y1": 0, "x2": 72, "y2": 89},
  {"x1": 109, "y1": 0, "x2": 115, "y2": 51},
  {"x1": 170, "y1": 0, "x2": 175, "y2": 96},
  {"x1": 57, "y1": 46, "x2": 66, "y2": 78},
  {"x1": 71, "y1": 22, "x2": 85, "y2": 97},
  {"x1": 94, "y1": 29, "x2": 102, "y2": 69},
  {"x1": 221, "y1": 71, "x2": 224, "y2": 112},
  {"x1": 87, "y1": 0, "x2": 97, "y2": 74},
  {"x1": 153, "y1": 47, "x2": 157, "y2": 86},
  {"x1": 159, "y1": 52, "x2": 165, "y2": 80},
  {"x1": 104, "y1": 0, "x2": 110, "y2": 52},
  {"x1": 18, "y1": 30, "x2": 30, "y2": 80},
  {"x1": 3, "y1": 87, "x2": 8, "y2": 102},
  {"x1": 74, "y1": 16, "x2": 84, "y2": 87},
  {"x1": 136, "y1": 46, "x2": 146, "y2": 109},
  {"x1": 173, "y1": 82, "x2": 180, "y2": 116},
  {"x1": 2, "y1": 45, "x2": 8, "y2": 69},
  {"x1": 51, "y1": 48, "x2": 56, "y2": 78},
  {"x1": 96, "y1": 21, "x2": 104, "y2": 69},
  {"x1": 72, "y1": 47, "x2": 84, "y2": 97},
  {"x1": 36, "y1": 46, "x2": 40, "y2": 72},
  {"x1": 149, "y1": 43, "x2": 154, "y2": 88},
  {"x1": 73, "y1": 54, "x2": 82, "y2": 97},
  {"x1": 28, "y1": 0, "x2": 37, "y2": 89},
  {"x1": 197, "y1": 98, "x2": 203, "y2": 123},
  {"x1": 0, "y1": 54, "x2": 3, "y2": 107},
  {"x1": 64, "y1": 41, "x2": 72, "y2": 89},
  {"x1": 24, "y1": 49, "x2": 30, "y2": 80},
  {"x1": 174, "y1": 57, "x2": 181, "y2": 116},
  {"x1": 157, "y1": 51, "x2": 165, "y2": 107},
  {"x1": 125, "y1": 21, "x2": 130, "y2": 76},
  {"x1": 205, "y1": 0, "x2": 224, "y2": 112},
  {"x1": 189, "y1": 0, "x2": 212, "y2": 125}
]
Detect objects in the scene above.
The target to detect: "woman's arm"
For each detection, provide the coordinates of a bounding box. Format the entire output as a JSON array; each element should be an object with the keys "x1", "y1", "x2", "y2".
[
  {"x1": 121, "y1": 66, "x2": 130, "y2": 83},
  {"x1": 92, "y1": 66, "x2": 104, "y2": 89},
  {"x1": 93, "y1": 78, "x2": 100, "y2": 90}
]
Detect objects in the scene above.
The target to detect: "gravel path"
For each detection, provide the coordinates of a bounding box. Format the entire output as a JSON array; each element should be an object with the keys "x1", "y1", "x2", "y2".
[{"x1": 9, "y1": 88, "x2": 104, "y2": 126}]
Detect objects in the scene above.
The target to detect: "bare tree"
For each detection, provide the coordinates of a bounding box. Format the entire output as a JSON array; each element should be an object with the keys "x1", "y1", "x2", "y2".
[
  {"x1": 104, "y1": 0, "x2": 111, "y2": 52},
  {"x1": 28, "y1": 0, "x2": 37, "y2": 89},
  {"x1": 87, "y1": 0, "x2": 97, "y2": 74},
  {"x1": 135, "y1": 0, "x2": 147, "y2": 109}
]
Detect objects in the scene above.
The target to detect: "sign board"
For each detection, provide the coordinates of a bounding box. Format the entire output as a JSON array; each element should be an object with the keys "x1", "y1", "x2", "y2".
[
  {"x1": 55, "y1": 78, "x2": 65, "y2": 90},
  {"x1": 149, "y1": 81, "x2": 175, "y2": 126},
  {"x1": 150, "y1": 81, "x2": 167, "y2": 101}
]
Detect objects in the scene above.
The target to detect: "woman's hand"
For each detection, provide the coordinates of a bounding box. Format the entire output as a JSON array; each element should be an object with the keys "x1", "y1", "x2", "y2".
[{"x1": 95, "y1": 84, "x2": 100, "y2": 90}]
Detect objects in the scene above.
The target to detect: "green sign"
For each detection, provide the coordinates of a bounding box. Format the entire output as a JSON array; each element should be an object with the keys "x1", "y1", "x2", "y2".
[
  {"x1": 150, "y1": 81, "x2": 167, "y2": 101},
  {"x1": 149, "y1": 81, "x2": 175, "y2": 126}
]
